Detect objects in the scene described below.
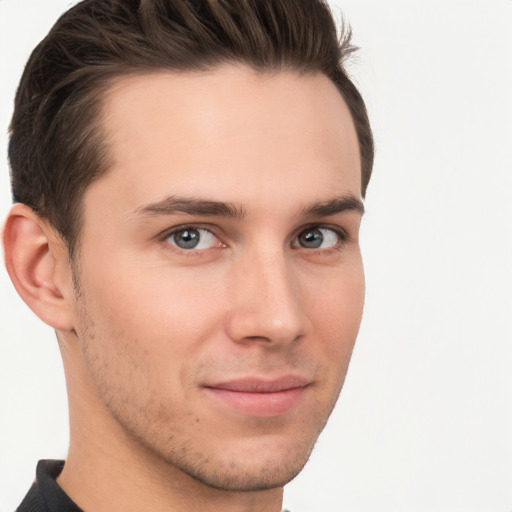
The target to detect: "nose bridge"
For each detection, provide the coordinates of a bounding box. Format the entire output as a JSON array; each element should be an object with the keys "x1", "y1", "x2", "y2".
[{"x1": 226, "y1": 244, "x2": 306, "y2": 346}]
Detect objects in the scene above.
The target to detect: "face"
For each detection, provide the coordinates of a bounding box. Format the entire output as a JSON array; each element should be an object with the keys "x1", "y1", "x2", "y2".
[{"x1": 69, "y1": 66, "x2": 364, "y2": 491}]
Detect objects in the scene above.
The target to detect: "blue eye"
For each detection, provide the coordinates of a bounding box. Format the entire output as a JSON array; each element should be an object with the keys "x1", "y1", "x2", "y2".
[
  {"x1": 295, "y1": 227, "x2": 342, "y2": 249},
  {"x1": 166, "y1": 227, "x2": 220, "y2": 250}
]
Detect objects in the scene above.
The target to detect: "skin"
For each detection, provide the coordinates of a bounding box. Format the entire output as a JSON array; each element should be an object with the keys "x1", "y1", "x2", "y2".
[{"x1": 4, "y1": 66, "x2": 364, "y2": 512}]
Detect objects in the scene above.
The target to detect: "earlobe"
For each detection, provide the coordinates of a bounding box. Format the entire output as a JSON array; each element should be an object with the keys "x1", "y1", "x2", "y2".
[{"x1": 3, "y1": 203, "x2": 75, "y2": 331}]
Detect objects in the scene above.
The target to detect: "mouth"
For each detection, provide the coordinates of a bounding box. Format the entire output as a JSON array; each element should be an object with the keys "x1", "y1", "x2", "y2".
[{"x1": 203, "y1": 376, "x2": 311, "y2": 417}]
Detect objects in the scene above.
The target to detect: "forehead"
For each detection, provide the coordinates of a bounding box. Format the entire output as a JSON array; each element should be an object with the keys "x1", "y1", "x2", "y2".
[{"x1": 89, "y1": 66, "x2": 361, "y2": 214}]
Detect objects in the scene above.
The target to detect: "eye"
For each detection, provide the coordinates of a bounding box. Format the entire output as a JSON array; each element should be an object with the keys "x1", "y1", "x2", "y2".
[
  {"x1": 294, "y1": 227, "x2": 344, "y2": 250},
  {"x1": 165, "y1": 227, "x2": 223, "y2": 250}
]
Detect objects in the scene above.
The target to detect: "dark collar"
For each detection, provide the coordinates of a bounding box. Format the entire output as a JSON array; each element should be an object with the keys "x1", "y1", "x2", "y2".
[{"x1": 17, "y1": 460, "x2": 82, "y2": 512}]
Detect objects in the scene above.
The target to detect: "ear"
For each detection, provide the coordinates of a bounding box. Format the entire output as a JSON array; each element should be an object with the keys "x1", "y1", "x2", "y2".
[{"x1": 3, "y1": 203, "x2": 75, "y2": 331}]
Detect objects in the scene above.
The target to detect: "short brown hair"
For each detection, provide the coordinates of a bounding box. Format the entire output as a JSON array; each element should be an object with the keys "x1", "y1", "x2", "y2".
[{"x1": 9, "y1": 0, "x2": 374, "y2": 254}]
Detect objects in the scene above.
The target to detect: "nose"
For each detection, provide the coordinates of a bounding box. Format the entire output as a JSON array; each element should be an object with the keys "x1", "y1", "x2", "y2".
[{"x1": 225, "y1": 249, "x2": 308, "y2": 347}]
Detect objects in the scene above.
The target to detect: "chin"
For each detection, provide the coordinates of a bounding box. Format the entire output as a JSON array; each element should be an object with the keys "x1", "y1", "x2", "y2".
[
  {"x1": 178, "y1": 450, "x2": 312, "y2": 492},
  {"x1": 155, "y1": 430, "x2": 320, "y2": 492}
]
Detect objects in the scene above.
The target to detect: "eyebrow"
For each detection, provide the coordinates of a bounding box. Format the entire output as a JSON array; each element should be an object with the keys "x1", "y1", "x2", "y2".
[
  {"x1": 134, "y1": 194, "x2": 364, "y2": 219},
  {"x1": 134, "y1": 195, "x2": 246, "y2": 219},
  {"x1": 300, "y1": 195, "x2": 365, "y2": 217}
]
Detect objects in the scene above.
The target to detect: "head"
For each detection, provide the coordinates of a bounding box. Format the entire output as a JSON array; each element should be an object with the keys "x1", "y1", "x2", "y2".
[{"x1": 4, "y1": 0, "x2": 374, "y2": 501}]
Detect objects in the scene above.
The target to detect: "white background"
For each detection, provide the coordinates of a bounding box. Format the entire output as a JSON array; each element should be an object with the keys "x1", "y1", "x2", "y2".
[{"x1": 0, "y1": 1, "x2": 511, "y2": 511}]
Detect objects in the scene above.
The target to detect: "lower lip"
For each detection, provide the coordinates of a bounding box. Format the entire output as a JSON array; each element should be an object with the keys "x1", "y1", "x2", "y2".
[{"x1": 204, "y1": 387, "x2": 306, "y2": 417}]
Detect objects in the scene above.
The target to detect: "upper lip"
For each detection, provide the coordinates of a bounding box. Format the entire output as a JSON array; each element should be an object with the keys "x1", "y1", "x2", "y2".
[{"x1": 204, "y1": 375, "x2": 311, "y2": 393}]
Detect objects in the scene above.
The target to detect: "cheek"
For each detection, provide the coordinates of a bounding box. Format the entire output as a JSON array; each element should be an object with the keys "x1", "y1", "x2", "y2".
[
  {"x1": 76, "y1": 258, "x2": 225, "y2": 365},
  {"x1": 307, "y1": 260, "x2": 365, "y2": 338},
  {"x1": 303, "y1": 261, "x2": 364, "y2": 385}
]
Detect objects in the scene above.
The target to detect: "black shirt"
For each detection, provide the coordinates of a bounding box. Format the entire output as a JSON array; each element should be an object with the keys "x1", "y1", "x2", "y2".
[{"x1": 16, "y1": 460, "x2": 82, "y2": 512}]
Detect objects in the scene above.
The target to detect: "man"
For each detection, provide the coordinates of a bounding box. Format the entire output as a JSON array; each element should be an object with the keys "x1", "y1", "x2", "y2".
[{"x1": 3, "y1": 0, "x2": 374, "y2": 511}]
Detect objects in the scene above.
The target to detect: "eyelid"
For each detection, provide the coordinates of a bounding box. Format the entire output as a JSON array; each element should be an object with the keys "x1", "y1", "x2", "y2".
[
  {"x1": 294, "y1": 223, "x2": 349, "y2": 240},
  {"x1": 159, "y1": 222, "x2": 219, "y2": 239}
]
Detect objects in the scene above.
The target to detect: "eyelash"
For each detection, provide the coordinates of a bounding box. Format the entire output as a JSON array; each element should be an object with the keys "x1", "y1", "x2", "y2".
[{"x1": 159, "y1": 223, "x2": 349, "y2": 255}]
